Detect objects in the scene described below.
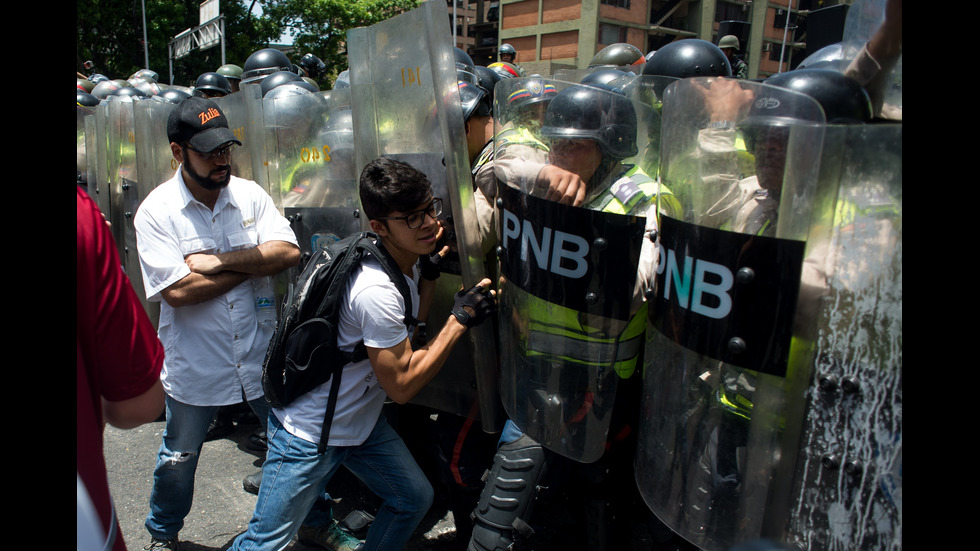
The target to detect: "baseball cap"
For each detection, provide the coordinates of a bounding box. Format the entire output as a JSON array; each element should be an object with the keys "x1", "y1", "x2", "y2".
[{"x1": 167, "y1": 96, "x2": 242, "y2": 152}]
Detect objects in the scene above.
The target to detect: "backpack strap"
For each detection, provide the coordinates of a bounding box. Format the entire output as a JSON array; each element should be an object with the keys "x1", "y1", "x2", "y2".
[{"x1": 315, "y1": 232, "x2": 418, "y2": 454}]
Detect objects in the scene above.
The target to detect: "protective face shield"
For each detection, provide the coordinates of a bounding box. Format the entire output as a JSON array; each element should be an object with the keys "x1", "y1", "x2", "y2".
[
  {"x1": 458, "y1": 80, "x2": 491, "y2": 121},
  {"x1": 764, "y1": 69, "x2": 872, "y2": 124},
  {"x1": 540, "y1": 85, "x2": 638, "y2": 162},
  {"x1": 503, "y1": 78, "x2": 557, "y2": 131},
  {"x1": 455, "y1": 47, "x2": 480, "y2": 86}
]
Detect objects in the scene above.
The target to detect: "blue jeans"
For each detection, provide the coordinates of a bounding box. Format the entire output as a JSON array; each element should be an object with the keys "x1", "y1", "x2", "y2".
[
  {"x1": 232, "y1": 413, "x2": 433, "y2": 551},
  {"x1": 145, "y1": 394, "x2": 271, "y2": 539}
]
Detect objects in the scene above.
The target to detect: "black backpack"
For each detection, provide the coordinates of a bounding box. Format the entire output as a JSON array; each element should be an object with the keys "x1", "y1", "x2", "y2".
[{"x1": 262, "y1": 231, "x2": 417, "y2": 453}]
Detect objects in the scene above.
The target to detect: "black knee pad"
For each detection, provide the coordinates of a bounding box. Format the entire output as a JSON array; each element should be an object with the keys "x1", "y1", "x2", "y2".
[{"x1": 467, "y1": 434, "x2": 549, "y2": 551}]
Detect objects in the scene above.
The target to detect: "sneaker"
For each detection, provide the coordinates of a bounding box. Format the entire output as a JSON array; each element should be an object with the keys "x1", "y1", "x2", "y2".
[
  {"x1": 243, "y1": 469, "x2": 262, "y2": 495},
  {"x1": 144, "y1": 536, "x2": 179, "y2": 550},
  {"x1": 297, "y1": 521, "x2": 365, "y2": 551}
]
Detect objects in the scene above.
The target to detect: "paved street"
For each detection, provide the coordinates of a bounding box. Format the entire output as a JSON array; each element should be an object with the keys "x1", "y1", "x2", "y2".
[{"x1": 103, "y1": 412, "x2": 459, "y2": 551}]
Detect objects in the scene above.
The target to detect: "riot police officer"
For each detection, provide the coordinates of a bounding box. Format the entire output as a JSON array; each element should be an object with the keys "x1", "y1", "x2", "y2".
[
  {"x1": 241, "y1": 48, "x2": 294, "y2": 86},
  {"x1": 498, "y1": 43, "x2": 517, "y2": 64},
  {"x1": 193, "y1": 72, "x2": 232, "y2": 98},
  {"x1": 468, "y1": 82, "x2": 667, "y2": 551},
  {"x1": 217, "y1": 64, "x2": 243, "y2": 93}
]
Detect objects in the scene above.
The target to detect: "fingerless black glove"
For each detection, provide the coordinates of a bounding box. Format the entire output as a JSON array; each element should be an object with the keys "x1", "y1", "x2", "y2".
[
  {"x1": 451, "y1": 283, "x2": 496, "y2": 328},
  {"x1": 419, "y1": 251, "x2": 443, "y2": 281}
]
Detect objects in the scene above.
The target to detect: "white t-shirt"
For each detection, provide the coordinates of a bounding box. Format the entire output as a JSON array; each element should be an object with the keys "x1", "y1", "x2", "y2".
[{"x1": 273, "y1": 255, "x2": 419, "y2": 446}]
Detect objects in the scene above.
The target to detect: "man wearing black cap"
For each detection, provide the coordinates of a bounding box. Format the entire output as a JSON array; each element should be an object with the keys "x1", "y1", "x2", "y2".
[{"x1": 134, "y1": 97, "x2": 300, "y2": 551}]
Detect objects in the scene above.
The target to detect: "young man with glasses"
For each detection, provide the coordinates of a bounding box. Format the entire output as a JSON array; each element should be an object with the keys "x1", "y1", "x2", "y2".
[
  {"x1": 230, "y1": 157, "x2": 496, "y2": 551},
  {"x1": 134, "y1": 97, "x2": 301, "y2": 551}
]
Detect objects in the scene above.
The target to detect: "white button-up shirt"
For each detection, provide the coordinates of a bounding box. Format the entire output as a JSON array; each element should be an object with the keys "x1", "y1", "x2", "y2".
[{"x1": 134, "y1": 169, "x2": 297, "y2": 406}]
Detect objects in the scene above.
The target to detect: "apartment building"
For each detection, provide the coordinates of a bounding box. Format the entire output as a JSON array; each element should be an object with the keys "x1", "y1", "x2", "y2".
[{"x1": 451, "y1": 0, "x2": 854, "y2": 79}]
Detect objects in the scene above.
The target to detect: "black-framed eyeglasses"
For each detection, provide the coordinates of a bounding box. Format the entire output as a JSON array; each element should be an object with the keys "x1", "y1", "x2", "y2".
[
  {"x1": 186, "y1": 143, "x2": 236, "y2": 161},
  {"x1": 376, "y1": 198, "x2": 443, "y2": 229}
]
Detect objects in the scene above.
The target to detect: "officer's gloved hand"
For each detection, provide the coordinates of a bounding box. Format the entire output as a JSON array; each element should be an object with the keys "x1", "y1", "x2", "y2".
[{"x1": 451, "y1": 280, "x2": 496, "y2": 328}]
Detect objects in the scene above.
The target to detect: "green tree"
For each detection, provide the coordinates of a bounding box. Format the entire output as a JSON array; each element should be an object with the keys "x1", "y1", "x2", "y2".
[
  {"x1": 262, "y1": 0, "x2": 423, "y2": 88},
  {"x1": 77, "y1": 0, "x2": 281, "y2": 87}
]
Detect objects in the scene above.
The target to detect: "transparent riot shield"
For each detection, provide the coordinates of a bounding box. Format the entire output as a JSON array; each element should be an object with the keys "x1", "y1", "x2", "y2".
[
  {"x1": 85, "y1": 113, "x2": 101, "y2": 200},
  {"x1": 77, "y1": 103, "x2": 95, "y2": 186},
  {"x1": 634, "y1": 78, "x2": 841, "y2": 550},
  {"x1": 347, "y1": 1, "x2": 502, "y2": 430},
  {"x1": 131, "y1": 99, "x2": 181, "y2": 327},
  {"x1": 843, "y1": 0, "x2": 901, "y2": 118},
  {"x1": 493, "y1": 78, "x2": 655, "y2": 463},
  {"x1": 91, "y1": 104, "x2": 111, "y2": 218},
  {"x1": 104, "y1": 97, "x2": 142, "y2": 272},
  {"x1": 630, "y1": 75, "x2": 678, "y2": 182},
  {"x1": 213, "y1": 90, "x2": 257, "y2": 186},
  {"x1": 778, "y1": 123, "x2": 902, "y2": 550},
  {"x1": 265, "y1": 88, "x2": 361, "y2": 256}
]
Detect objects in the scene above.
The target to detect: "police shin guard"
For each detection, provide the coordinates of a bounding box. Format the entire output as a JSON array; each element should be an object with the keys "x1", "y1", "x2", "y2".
[{"x1": 467, "y1": 434, "x2": 549, "y2": 551}]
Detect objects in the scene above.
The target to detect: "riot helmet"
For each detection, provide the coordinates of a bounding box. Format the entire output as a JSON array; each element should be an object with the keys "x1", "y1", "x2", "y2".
[
  {"x1": 581, "y1": 69, "x2": 634, "y2": 92},
  {"x1": 589, "y1": 43, "x2": 645, "y2": 70},
  {"x1": 504, "y1": 78, "x2": 558, "y2": 130},
  {"x1": 642, "y1": 39, "x2": 731, "y2": 98},
  {"x1": 643, "y1": 39, "x2": 731, "y2": 79},
  {"x1": 488, "y1": 61, "x2": 521, "y2": 80},
  {"x1": 455, "y1": 47, "x2": 479, "y2": 86},
  {"x1": 88, "y1": 74, "x2": 110, "y2": 85},
  {"x1": 458, "y1": 80, "x2": 491, "y2": 121},
  {"x1": 130, "y1": 69, "x2": 159, "y2": 83},
  {"x1": 474, "y1": 66, "x2": 501, "y2": 95},
  {"x1": 77, "y1": 78, "x2": 95, "y2": 93},
  {"x1": 259, "y1": 70, "x2": 305, "y2": 97},
  {"x1": 154, "y1": 88, "x2": 192, "y2": 104},
  {"x1": 333, "y1": 70, "x2": 351, "y2": 89},
  {"x1": 130, "y1": 78, "x2": 164, "y2": 97},
  {"x1": 77, "y1": 91, "x2": 100, "y2": 106},
  {"x1": 540, "y1": 85, "x2": 638, "y2": 161},
  {"x1": 499, "y1": 43, "x2": 517, "y2": 63},
  {"x1": 217, "y1": 64, "x2": 244, "y2": 81},
  {"x1": 91, "y1": 80, "x2": 121, "y2": 99},
  {"x1": 107, "y1": 86, "x2": 150, "y2": 101},
  {"x1": 217, "y1": 64, "x2": 243, "y2": 93},
  {"x1": 242, "y1": 48, "x2": 293, "y2": 85},
  {"x1": 264, "y1": 81, "x2": 318, "y2": 99},
  {"x1": 764, "y1": 69, "x2": 872, "y2": 124},
  {"x1": 718, "y1": 35, "x2": 740, "y2": 52},
  {"x1": 298, "y1": 53, "x2": 326, "y2": 78},
  {"x1": 194, "y1": 72, "x2": 232, "y2": 98}
]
